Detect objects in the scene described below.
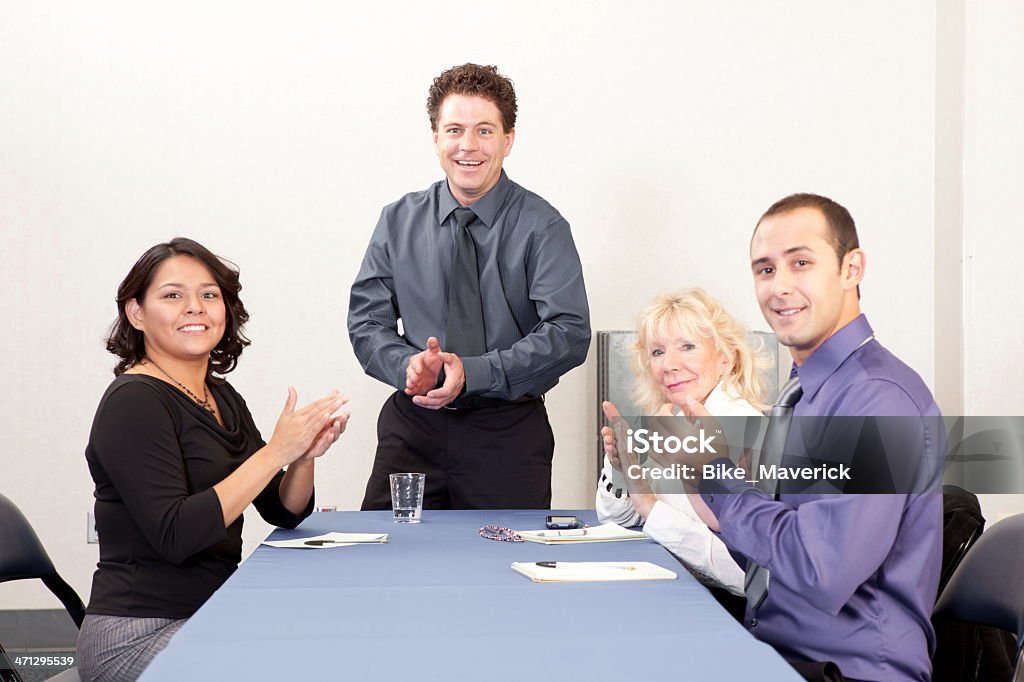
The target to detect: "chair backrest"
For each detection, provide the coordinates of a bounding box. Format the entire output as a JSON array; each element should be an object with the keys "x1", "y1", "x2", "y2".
[
  {"x1": 938, "y1": 484, "x2": 985, "y2": 599},
  {"x1": 933, "y1": 513, "x2": 1024, "y2": 680},
  {"x1": 0, "y1": 494, "x2": 85, "y2": 628},
  {"x1": 596, "y1": 329, "x2": 780, "y2": 456}
]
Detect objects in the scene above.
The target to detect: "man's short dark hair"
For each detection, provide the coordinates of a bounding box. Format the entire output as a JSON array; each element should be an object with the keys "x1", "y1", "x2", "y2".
[
  {"x1": 427, "y1": 63, "x2": 517, "y2": 133},
  {"x1": 757, "y1": 193, "x2": 860, "y2": 267}
]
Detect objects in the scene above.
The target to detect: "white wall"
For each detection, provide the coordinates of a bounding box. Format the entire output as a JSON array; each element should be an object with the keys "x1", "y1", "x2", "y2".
[
  {"x1": 0, "y1": 1, "x2": 1002, "y2": 610},
  {"x1": 963, "y1": 0, "x2": 1024, "y2": 415},
  {"x1": 961, "y1": 0, "x2": 1024, "y2": 522}
]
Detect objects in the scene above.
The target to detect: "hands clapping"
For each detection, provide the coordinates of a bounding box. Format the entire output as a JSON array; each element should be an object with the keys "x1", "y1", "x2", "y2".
[
  {"x1": 602, "y1": 398, "x2": 726, "y2": 530},
  {"x1": 645, "y1": 396, "x2": 727, "y2": 471},
  {"x1": 405, "y1": 336, "x2": 466, "y2": 410},
  {"x1": 405, "y1": 337, "x2": 445, "y2": 396},
  {"x1": 600, "y1": 401, "x2": 628, "y2": 473},
  {"x1": 268, "y1": 388, "x2": 349, "y2": 467},
  {"x1": 601, "y1": 401, "x2": 656, "y2": 516}
]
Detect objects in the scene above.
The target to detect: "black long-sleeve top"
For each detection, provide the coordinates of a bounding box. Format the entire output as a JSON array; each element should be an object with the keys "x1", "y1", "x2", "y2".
[{"x1": 84, "y1": 374, "x2": 313, "y2": 618}]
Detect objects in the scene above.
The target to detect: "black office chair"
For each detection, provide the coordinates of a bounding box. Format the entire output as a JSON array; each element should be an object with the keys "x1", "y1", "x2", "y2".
[
  {"x1": 933, "y1": 513, "x2": 1024, "y2": 682},
  {"x1": 0, "y1": 493, "x2": 86, "y2": 682},
  {"x1": 938, "y1": 484, "x2": 985, "y2": 599}
]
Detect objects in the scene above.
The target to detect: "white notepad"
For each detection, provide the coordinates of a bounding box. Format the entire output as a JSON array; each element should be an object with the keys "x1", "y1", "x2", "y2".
[
  {"x1": 515, "y1": 522, "x2": 647, "y2": 544},
  {"x1": 511, "y1": 561, "x2": 677, "y2": 583},
  {"x1": 261, "y1": 532, "x2": 389, "y2": 549}
]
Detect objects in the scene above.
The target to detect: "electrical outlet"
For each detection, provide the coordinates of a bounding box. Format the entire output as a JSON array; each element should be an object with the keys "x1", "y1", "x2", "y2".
[{"x1": 87, "y1": 512, "x2": 99, "y2": 543}]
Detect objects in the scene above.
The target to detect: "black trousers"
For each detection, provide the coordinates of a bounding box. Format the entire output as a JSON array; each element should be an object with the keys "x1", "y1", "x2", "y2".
[{"x1": 361, "y1": 391, "x2": 554, "y2": 510}]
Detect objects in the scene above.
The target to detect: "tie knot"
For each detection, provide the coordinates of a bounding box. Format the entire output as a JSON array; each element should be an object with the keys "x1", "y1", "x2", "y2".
[
  {"x1": 453, "y1": 207, "x2": 477, "y2": 230},
  {"x1": 776, "y1": 376, "x2": 803, "y2": 409}
]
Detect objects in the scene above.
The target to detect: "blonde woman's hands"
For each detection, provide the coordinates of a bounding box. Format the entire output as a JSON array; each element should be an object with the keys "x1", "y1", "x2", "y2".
[
  {"x1": 655, "y1": 402, "x2": 675, "y2": 416},
  {"x1": 602, "y1": 401, "x2": 656, "y2": 516},
  {"x1": 601, "y1": 401, "x2": 627, "y2": 472},
  {"x1": 268, "y1": 388, "x2": 348, "y2": 467},
  {"x1": 645, "y1": 396, "x2": 731, "y2": 491}
]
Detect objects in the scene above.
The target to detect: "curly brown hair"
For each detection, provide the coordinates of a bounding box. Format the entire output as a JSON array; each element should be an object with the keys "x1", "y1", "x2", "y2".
[
  {"x1": 106, "y1": 238, "x2": 251, "y2": 378},
  {"x1": 427, "y1": 63, "x2": 517, "y2": 132}
]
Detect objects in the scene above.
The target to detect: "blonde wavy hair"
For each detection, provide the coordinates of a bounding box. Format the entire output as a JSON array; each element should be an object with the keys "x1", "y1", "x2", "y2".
[{"x1": 631, "y1": 289, "x2": 770, "y2": 413}]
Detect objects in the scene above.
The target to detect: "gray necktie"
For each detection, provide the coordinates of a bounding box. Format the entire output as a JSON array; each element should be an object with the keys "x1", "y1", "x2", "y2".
[
  {"x1": 744, "y1": 375, "x2": 803, "y2": 611},
  {"x1": 445, "y1": 208, "x2": 486, "y2": 357}
]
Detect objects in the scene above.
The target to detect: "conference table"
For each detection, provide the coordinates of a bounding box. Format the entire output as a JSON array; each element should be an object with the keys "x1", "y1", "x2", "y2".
[{"x1": 139, "y1": 509, "x2": 801, "y2": 681}]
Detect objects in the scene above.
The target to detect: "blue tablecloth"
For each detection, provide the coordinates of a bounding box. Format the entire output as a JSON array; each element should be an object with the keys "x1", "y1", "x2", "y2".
[{"x1": 139, "y1": 510, "x2": 800, "y2": 681}]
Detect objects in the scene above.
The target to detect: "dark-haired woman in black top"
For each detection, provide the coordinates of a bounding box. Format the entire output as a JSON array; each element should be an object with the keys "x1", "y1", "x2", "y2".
[{"x1": 78, "y1": 238, "x2": 349, "y2": 682}]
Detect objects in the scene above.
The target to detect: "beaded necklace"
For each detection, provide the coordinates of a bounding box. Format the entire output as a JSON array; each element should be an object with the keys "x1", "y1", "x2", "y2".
[{"x1": 144, "y1": 357, "x2": 215, "y2": 416}]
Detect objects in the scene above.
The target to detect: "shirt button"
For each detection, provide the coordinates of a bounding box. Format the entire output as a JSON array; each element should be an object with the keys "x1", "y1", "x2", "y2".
[
  {"x1": 708, "y1": 494, "x2": 714, "y2": 503},
  {"x1": 750, "y1": 618, "x2": 758, "y2": 628}
]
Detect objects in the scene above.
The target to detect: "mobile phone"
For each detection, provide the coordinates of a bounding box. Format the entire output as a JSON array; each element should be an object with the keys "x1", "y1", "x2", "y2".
[{"x1": 545, "y1": 515, "x2": 580, "y2": 530}]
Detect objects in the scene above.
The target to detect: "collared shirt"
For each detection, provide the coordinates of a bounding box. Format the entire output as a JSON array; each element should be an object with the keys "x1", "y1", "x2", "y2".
[
  {"x1": 700, "y1": 315, "x2": 944, "y2": 682},
  {"x1": 348, "y1": 171, "x2": 591, "y2": 399}
]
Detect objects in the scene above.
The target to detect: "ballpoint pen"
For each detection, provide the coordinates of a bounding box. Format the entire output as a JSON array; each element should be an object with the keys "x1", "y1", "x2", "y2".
[
  {"x1": 535, "y1": 562, "x2": 636, "y2": 570},
  {"x1": 303, "y1": 538, "x2": 386, "y2": 546}
]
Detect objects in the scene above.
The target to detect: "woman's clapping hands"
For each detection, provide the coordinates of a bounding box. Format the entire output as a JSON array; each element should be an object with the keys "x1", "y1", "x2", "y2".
[{"x1": 268, "y1": 388, "x2": 349, "y2": 467}]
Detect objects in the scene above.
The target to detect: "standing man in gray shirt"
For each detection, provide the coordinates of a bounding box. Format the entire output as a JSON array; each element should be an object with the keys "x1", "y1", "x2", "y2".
[{"x1": 348, "y1": 63, "x2": 591, "y2": 510}]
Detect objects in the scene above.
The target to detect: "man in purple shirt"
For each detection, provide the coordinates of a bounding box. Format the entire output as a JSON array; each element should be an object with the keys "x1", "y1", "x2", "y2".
[{"x1": 685, "y1": 194, "x2": 944, "y2": 681}]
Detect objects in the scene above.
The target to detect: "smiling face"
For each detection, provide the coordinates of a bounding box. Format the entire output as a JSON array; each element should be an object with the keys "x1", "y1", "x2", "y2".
[
  {"x1": 126, "y1": 255, "x2": 227, "y2": 367},
  {"x1": 433, "y1": 94, "x2": 514, "y2": 206},
  {"x1": 750, "y1": 207, "x2": 864, "y2": 364},
  {"x1": 647, "y1": 321, "x2": 731, "y2": 407}
]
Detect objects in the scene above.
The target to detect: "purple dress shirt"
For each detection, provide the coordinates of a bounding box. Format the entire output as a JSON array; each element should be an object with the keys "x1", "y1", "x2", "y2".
[{"x1": 700, "y1": 315, "x2": 943, "y2": 681}]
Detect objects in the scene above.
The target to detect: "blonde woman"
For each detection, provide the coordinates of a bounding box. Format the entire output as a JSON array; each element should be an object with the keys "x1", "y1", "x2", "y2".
[{"x1": 596, "y1": 289, "x2": 769, "y2": 595}]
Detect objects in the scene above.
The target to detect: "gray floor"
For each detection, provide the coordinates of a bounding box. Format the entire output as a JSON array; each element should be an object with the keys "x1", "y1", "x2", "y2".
[
  {"x1": 2, "y1": 650, "x2": 77, "y2": 682},
  {"x1": 0, "y1": 610, "x2": 78, "y2": 681}
]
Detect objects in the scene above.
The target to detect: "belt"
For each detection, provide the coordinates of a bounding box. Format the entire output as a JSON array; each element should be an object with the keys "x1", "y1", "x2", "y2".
[{"x1": 443, "y1": 394, "x2": 542, "y2": 411}]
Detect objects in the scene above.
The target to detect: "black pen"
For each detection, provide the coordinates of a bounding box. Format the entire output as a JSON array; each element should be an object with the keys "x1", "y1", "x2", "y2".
[
  {"x1": 534, "y1": 561, "x2": 636, "y2": 570},
  {"x1": 302, "y1": 537, "x2": 387, "y2": 546}
]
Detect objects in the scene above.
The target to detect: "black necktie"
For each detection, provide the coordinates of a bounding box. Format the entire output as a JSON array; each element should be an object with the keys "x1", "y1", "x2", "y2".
[
  {"x1": 445, "y1": 208, "x2": 486, "y2": 357},
  {"x1": 744, "y1": 375, "x2": 803, "y2": 611}
]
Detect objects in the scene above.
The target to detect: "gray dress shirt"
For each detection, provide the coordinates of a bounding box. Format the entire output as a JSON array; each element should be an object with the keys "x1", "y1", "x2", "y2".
[{"x1": 348, "y1": 171, "x2": 591, "y2": 400}]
